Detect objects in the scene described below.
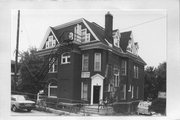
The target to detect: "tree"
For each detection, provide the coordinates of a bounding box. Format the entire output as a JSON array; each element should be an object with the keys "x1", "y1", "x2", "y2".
[
  {"x1": 144, "y1": 62, "x2": 166, "y2": 100},
  {"x1": 155, "y1": 62, "x2": 166, "y2": 92},
  {"x1": 18, "y1": 47, "x2": 44, "y2": 95}
]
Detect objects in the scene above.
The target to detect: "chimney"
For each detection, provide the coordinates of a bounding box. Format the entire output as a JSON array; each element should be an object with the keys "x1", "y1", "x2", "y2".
[{"x1": 105, "y1": 11, "x2": 113, "y2": 44}]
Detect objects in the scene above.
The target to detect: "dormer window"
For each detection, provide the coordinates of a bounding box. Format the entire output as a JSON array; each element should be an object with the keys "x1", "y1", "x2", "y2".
[
  {"x1": 46, "y1": 35, "x2": 56, "y2": 49},
  {"x1": 74, "y1": 24, "x2": 90, "y2": 43},
  {"x1": 81, "y1": 29, "x2": 90, "y2": 43},
  {"x1": 113, "y1": 30, "x2": 120, "y2": 47}
]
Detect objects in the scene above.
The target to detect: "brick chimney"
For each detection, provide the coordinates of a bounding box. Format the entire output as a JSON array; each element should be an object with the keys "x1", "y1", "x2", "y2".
[{"x1": 105, "y1": 11, "x2": 113, "y2": 44}]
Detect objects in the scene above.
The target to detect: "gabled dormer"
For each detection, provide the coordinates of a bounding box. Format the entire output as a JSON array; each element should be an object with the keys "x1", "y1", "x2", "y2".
[
  {"x1": 39, "y1": 27, "x2": 59, "y2": 50},
  {"x1": 113, "y1": 29, "x2": 120, "y2": 48},
  {"x1": 126, "y1": 32, "x2": 139, "y2": 56}
]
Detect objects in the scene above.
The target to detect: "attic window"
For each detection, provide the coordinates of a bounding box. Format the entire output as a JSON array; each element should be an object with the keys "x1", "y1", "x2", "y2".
[
  {"x1": 46, "y1": 35, "x2": 56, "y2": 49},
  {"x1": 81, "y1": 28, "x2": 90, "y2": 43},
  {"x1": 113, "y1": 30, "x2": 120, "y2": 48}
]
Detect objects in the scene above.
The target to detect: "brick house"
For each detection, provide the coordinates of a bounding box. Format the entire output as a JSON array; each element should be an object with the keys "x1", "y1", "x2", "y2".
[{"x1": 36, "y1": 12, "x2": 146, "y2": 113}]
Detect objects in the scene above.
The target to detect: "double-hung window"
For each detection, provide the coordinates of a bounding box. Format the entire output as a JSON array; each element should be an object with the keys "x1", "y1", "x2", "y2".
[
  {"x1": 114, "y1": 66, "x2": 120, "y2": 87},
  {"x1": 48, "y1": 82, "x2": 57, "y2": 98},
  {"x1": 46, "y1": 35, "x2": 56, "y2": 49},
  {"x1": 94, "y1": 53, "x2": 101, "y2": 71},
  {"x1": 119, "y1": 84, "x2": 126, "y2": 100},
  {"x1": 61, "y1": 52, "x2": 70, "y2": 64},
  {"x1": 134, "y1": 65, "x2": 139, "y2": 78},
  {"x1": 82, "y1": 54, "x2": 89, "y2": 71},
  {"x1": 49, "y1": 58, "x2": 58, "y2": 73},
  {"x1": 131, "y1": 85, "x2": 134, "y2": 99},
  {"x1": 81, "y1": 82, "x2": 88, "y2": 100},
  {"x1": 121, "y1": 60, "x2": 127, "y2": 76}
]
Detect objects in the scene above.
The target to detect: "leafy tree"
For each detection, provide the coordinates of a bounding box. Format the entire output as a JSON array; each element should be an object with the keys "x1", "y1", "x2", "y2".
[
  {"x1": 144, "y1": 62, "x2": 166, "y2": 100},
  {"x1": 18, "y1": 47, "x2": 44, "y2": 95},
  {"x1": 155, "y1": 62, "x2": 166, "y2": 92}
]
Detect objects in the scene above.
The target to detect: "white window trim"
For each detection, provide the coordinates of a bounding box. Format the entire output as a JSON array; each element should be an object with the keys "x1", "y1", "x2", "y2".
[
  {"x1": 81, "y1": 82, "x2": 88, "y2": 100},
  {"x1": 121, "y1": 60, "x2": 127, "y2": 76},
  {"x1": 131, "y1": 86, "x2": 134, "y2": 99},
  {"x1": 49, "y1": 58, "x2": 58, "y2": 73},
  {"x1": 82, "y1": 54, "x2": 89, "y2": 71},
  {"x1": 48, "y1": 83, "x2": 57, "y2": 98},
  {"x1": 134, "y1": 65, "x2": 139, "y2": 78},
  {"x1": 46, "y1": 35, "x2": 56, "y2": 49},
  {"x1": 94, "y1": 53, "x2": 101, "y2": 71},
  {"x1": 61, "y1": 52, "x2": 70, "y2": 64}
]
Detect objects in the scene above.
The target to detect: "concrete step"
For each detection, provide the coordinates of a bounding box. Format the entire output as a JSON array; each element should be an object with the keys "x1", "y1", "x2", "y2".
[{"x1": 80, "y1": 106, "x2": 114, "y2": 115}]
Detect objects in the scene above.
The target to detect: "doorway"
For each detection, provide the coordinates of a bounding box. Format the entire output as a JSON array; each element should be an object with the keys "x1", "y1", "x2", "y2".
[{"x1": 93, "y1": 86, "x2": 101, "y2": 104}]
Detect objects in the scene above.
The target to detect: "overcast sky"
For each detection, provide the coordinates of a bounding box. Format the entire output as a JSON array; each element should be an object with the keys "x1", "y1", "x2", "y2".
[{"x1": 11, "y1": 9, "x2": 166, "y2": 67}]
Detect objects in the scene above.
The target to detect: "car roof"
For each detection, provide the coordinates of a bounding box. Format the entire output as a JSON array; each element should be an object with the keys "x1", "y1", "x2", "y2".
[{"x1": 11, "y1": 95, "x2": 25, "y2": 98}]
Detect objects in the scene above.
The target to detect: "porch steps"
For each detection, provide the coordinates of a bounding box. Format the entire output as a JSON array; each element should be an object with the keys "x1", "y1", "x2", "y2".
[{"x1": 80, "y1": 105, "x2": 114, "y2": 115}]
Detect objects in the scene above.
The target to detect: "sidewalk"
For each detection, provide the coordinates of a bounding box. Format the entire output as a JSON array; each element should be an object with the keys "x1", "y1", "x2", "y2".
[{"x1": 44, "y1": 107, "x2": 101, "y2": 116}]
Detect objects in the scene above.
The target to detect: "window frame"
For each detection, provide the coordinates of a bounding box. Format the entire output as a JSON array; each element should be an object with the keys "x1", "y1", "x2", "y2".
[
  {"x1": 82, "y1": 54, "x2": 89, "y2": 71},
  {"x1": 131, "y1": 85, "x2": 134, "y2": 99},
  {"x1": 81, "y1": 82, "x2": 88, "y2": 100},
  {"x1": 134, "y1": 65, "x2": 139, "y2": 79},
  {"x1": 119, "y1": 84, "x2": 126, "y2": 100},
  {"x1": 46, "y1": 35, "x2": 56, "y2": 49},
  {"x1": 48, "y1": 82, "x2": 57, "y2": 98},
  {"x1": 121, "y1": 60, "x2": 127, "y2": 76},
  {"x1": 94, "y1": 53, "x2": 101, "y2": 71},
  {"x1": 49, "y1": 58, "x2": 58, "y2": 73},
  {"x1": 61, "y1": 52, "x2": 71, "y2": 64}
]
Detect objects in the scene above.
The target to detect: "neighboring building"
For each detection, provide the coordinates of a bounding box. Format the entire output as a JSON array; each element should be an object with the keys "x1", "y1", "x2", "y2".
[{"x1": 36, "y1": 12, "x2": 146, "y2": 113}]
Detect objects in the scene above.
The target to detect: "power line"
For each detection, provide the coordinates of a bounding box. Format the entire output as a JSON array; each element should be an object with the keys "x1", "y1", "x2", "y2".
[{"x1": 119, "y1": 16, "x2": 166, "y2": 31}]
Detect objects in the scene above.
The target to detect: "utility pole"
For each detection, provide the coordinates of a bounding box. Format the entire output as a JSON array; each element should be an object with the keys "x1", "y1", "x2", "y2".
[{"x1": 14, "y1": 10, "x2": 20, "y2": 91}]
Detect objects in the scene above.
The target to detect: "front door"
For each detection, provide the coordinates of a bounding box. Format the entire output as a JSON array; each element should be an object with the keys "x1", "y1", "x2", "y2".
[{"x1": 93, "y1": 86, "x2": 100, "y2": 104}]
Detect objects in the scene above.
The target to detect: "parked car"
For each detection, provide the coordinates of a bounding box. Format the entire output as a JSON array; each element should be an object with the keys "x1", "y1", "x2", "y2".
[
  {"x1": 137, "y1": 101, "x2": 152, "y2": 115},
  {"x1": 11, "y1": 95, "x2": 36, "y2": 112}
]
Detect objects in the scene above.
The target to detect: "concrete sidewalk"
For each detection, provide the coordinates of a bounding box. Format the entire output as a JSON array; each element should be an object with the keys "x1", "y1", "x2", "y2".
[{"x1": 45, "y1": 107, "x2": 101, "y2": 116}]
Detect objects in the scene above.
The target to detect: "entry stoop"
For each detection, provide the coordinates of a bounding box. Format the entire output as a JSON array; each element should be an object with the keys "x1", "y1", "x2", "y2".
[{"x1": 81, "y1": 105, "x2": 114, "y2": 115}]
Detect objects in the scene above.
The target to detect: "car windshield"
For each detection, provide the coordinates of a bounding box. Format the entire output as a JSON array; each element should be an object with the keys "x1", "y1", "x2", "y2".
[{"x1": 16, "y1": 96, "x2": 26, "y2": 101}]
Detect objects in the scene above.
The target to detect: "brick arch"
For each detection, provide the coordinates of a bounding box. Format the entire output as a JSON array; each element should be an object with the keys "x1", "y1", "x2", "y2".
[{"x1": 47, "y1": 78, "x2": 58, "y2": 84}]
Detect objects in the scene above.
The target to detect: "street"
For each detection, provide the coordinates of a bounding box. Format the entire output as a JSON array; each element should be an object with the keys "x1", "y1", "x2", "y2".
[{"x1": 11, "y1": 109, "x2": 58, "y2": 116}]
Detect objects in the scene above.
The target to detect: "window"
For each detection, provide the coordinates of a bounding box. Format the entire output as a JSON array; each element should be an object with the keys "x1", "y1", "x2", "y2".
[
  {"x1": 134, "y1": 65, "x2": 139, "y2": 78},
  {"x1": 48, "y1": 82, "x2": 57, "y2": 98},
  {"x1": 113, "y1": 65, "x2": 120, "y2": 87},
  {"x1": 119, "y1": 84, "x2": 126, "y2": 100},
  {"x1": 136, "y1": 86, "x2": 139, "y2": 99},
  {"x1": 131, "y1": 85, "x2": 134, "y2": 99},
  {"x1": 46, "y1": 35, "x2": 56, "y2": 49},
  {"x1": 81, "y1": 29, "x2": 90, "y2": 43},
  {"x1": 82, "y1": 54, "x2": 89, "y2": 71},
  {"x1": 49, "y1": 58, "x2": 58, "y2": 73},
  {"x1": 61, "y1": 52, "x2": 70, "y2": 64},
  {"x1": 74, "y1": 24, "x2": 82, "y2": 42},
  {"x1": 94, "y1": 53, "x2": 101, "y2": 71},
  {"x1": 113, "y1": 35, "x2": 120, "y2": 47},
  {"x1": 121, "y1": 60, "x2": 127, "y2": 75},
  {"x1": 81, "y1": 82, "x2": 88, "y2": 100}
]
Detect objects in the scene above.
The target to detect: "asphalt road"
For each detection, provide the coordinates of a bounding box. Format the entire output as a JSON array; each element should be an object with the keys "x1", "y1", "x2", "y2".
[{"x1": 11, "y1": 109, "x2": 58, "y2": 116}]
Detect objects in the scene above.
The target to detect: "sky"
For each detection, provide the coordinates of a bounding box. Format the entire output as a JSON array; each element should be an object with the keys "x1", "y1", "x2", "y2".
[{"x1": 11, "y1": 9, "x2": 166, "y2": 67}]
